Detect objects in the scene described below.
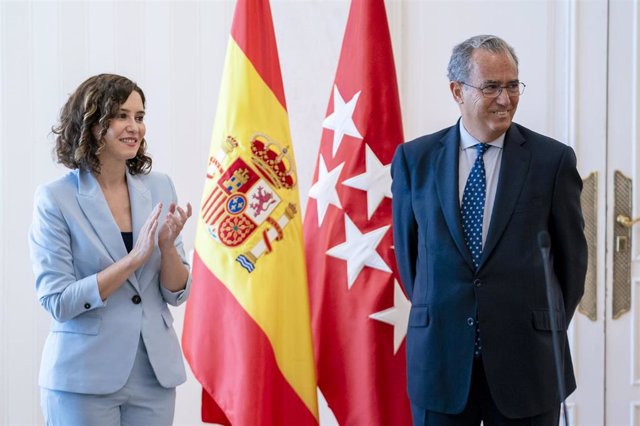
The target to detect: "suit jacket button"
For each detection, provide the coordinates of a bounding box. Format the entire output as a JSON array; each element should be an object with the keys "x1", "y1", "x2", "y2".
[
  {"x1": 84, "y1": 303, "x2": 91, "y2": 309},
  {"x1": 474, "y1": 279, "x2": 482, "y2": 287},
  {"x1": 131, "y1": 295, "x2": 142, "y2": 304},
  {"x1": 467, "y1": 317, "x2": 475, "y2": 326}
]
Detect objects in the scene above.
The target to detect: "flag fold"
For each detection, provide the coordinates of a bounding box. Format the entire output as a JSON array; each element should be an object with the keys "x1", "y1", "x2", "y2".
[
  {"x1": 304, "y1": 0, "x2": 412, "y2": 424},
  {"x1": 183, "y1": 0, "x2": 318, "y2": 424}
]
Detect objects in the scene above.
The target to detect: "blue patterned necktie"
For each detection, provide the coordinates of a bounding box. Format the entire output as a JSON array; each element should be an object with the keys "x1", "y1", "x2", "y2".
[
  {"x1": 462, "y1": 143, "x2": 489, "y2": 358},
  {"x1": 461, "y1": 143, "x2": 490, "y2": 269}
]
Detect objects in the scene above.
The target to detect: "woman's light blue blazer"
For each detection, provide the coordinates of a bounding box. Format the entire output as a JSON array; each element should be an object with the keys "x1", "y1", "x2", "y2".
[{"x1": 29, "y1": 168, "x2": 191, "y2": 394}]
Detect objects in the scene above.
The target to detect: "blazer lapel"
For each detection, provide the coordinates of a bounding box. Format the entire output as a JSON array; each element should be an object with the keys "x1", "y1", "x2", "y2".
[
  {"x1": 435, "y1": 125, "x2": 475, "y2": 270},
  {"x1": 76, "y1": 170, "x2": 129, "y2": 265},
  {"x1": 479, "y1": 124, "x2": 530, "y2": 267},
  {"x1": 127, "y1": 171, "x2": 153, "y2": 289}
]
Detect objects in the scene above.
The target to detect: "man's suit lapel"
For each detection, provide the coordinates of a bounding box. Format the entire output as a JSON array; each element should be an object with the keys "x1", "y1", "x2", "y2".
[
  {"x1": 435, "y1": 126, "x2": 476, "y2": 270},
  {"x1": 480, "y1": 124, "x2": 530, "y2": 267}
]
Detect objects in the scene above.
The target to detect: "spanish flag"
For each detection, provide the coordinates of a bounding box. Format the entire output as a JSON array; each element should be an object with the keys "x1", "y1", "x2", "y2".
[{"x1": 181, "y1": 0, "x2": 318, "y2": 424}]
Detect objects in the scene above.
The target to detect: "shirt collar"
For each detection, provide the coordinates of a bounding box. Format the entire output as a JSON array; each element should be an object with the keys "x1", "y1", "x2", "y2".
[{"x1": 459, "y1": 120, "x2": 506, "y2": 151}]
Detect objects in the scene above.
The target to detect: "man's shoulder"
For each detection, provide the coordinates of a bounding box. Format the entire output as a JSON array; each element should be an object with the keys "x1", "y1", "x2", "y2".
[
  {"x1": 510, "y1": 122, "x2": 568, "y2": 151},
  {"x1": 401, "y1": 125, "x2": 456, "y2": 154}
]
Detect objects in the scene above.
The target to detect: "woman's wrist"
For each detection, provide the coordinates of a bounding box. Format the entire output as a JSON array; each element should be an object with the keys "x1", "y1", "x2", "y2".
[
  {"x1": 124, "y1": 250, "x2": 144, "y2": 271},
  {"x1": 159, "y1": 242, "x2": 178, "y2": 256}
]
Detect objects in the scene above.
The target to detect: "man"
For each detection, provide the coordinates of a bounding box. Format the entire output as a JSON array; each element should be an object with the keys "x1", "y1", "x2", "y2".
[{"x1": 391, "y1": 35, "x2": 588, "y2": 425}]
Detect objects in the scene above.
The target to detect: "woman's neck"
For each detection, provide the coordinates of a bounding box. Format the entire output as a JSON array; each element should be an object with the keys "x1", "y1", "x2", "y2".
[{"x1": 95, "y1": 161, "x2": 127, "y2": 190}]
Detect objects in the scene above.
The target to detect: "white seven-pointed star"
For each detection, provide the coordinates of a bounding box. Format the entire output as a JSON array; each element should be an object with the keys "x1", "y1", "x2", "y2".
[
  {"x1": 342, "y1": 144, "x2": 392, "y2": 219},
  {"x1": 322, "y1": 85, "x2": 363, "y2": 157},
  {"x1": 326, "y1": 214, "x2": 391, "y2": 289},
  {"x1": 308, "y1": 155, "x2": 344, "y2": 226},
  {"x1": 369, "y1": 280, "x2": 411, "y2": 354}
]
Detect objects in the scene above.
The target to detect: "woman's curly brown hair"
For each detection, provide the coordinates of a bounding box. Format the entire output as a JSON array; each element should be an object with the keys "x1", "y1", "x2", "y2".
[{"x1": 52, "y1": 74, "x2": 152, "y2": 175}]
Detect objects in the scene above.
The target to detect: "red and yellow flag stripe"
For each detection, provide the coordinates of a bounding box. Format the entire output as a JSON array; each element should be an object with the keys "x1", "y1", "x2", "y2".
[{"x1": 183, "y1": 0, "x2": 318, "y2": 424}]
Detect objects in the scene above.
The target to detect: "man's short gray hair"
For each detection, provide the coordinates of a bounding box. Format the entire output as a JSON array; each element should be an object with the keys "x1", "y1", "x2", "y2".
[{"x1": 447, "y1": 35, "x2": 519, "y2": 82}]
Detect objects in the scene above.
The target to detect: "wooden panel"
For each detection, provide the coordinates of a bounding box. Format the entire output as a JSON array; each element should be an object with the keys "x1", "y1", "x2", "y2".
[
  {"x1": 58, "y1": 2, "x2": 89, "y2": 92},
  {"x1": 87, "y1": 2, "x2": 116, "y2": 73},
  {"x1": 565, "y1": 0, "x2": 608, "y2": 423},
  {"x1": 399, "y1": 0, "x2": 555, "y2": 141},
  {"x1": 634, "y1": 279, "x2": 640, "y2": 385},
  {"x1": 1, "y1": 2, "x2": 41, "y2": 425},
  {"x1": 271, "y1": 0, "x2": 346, "y2": 210},
  {"x1": 167, "y1": 2, "x2": 200, "y2": 181},
  {"x1": 606, "y1": 0, "x2": 640, "y2": 424},
  {"x1": 141, "y1": 1, "x2": 174, "y2": 173},
  {"x1": 113, "y1": 1, "x2": 145, "y2": 78},
  {"x1": 0, "y1": 4, "x2": 5, "y2": 424}
]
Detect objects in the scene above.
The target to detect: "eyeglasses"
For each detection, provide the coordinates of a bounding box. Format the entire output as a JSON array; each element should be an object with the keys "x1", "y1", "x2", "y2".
[{"x1": 460, "y1": 81, "x2": 526, "y2": 98}]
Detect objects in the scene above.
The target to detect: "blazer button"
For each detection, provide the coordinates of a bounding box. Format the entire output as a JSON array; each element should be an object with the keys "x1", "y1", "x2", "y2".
[
  {"x1": 467, "y1": 317, "x2": 475, "y2": 326},
  {"x1": 474, "y1": 279, "x2": 482, "y2": 287},
  {"x1": 84, "y1": 303, "x2": 91, "y2": 309},
  {"x1": 131, "y1": 295, "x2": 142, "y2": 304}
]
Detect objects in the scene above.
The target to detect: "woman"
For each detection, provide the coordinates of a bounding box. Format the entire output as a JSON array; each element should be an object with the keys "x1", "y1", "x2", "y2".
[{"x1": 29, "y1": 74, "x2": 192, "y2": 425}]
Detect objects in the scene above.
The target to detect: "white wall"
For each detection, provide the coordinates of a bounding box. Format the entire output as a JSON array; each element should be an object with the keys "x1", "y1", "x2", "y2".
[
  {"x1": 0, "y1": 1, "x2": 609, "y2": 425},
  {"x1": 0, "y1": 2, "x2": 348, "y2": 424}
]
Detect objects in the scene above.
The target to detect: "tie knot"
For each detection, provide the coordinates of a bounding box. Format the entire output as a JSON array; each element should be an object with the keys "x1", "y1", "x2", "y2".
[{"x1": 476, "y1": 143, "x2": 490, "y2": 157}]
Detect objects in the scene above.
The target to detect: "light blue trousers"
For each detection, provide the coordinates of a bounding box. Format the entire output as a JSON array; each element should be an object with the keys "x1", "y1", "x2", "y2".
[{"x1": 41, "y1": 337, "x2": 176, "y2": 426}]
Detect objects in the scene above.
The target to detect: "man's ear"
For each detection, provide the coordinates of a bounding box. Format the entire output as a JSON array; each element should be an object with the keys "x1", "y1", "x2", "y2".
[{"x1": 450, "y1": 81, "x2": 464, "y2": 104}]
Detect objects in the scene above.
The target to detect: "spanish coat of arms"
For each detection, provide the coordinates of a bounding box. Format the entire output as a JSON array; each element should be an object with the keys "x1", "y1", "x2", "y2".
[{"x1": 201, "y1": 134, "x2": 298, "y2": 272}]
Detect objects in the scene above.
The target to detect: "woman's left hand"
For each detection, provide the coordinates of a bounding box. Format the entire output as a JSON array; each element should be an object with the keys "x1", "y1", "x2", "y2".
[{"x1": 158, "y1": 202, "x2": 192, "y2": 252}]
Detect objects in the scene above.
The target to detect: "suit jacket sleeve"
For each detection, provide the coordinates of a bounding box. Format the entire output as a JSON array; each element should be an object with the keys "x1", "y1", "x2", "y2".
[
  {"x1": 29, "y1": 185, "x2": 105, "y2": 322},
  {"x1": 159, "y1": 173, "x2": 192, "y2": 306},
  {"x1": 391, "y1": 144, "x2": 418, "y2": 300},
  {"x1": 550, "y1": 145, "x2": 588, "y2": 320}
]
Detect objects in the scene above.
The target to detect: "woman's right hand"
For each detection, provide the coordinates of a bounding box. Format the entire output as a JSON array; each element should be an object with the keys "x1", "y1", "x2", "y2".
[
  {"x1": 96, "y1": 203, "x2": 163, "y2": 301},
  {"x1": 128, "y1": 203, "x2": 162, "y2": 269}
]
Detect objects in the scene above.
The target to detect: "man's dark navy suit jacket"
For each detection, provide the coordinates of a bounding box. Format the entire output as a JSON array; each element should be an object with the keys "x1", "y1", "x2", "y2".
[{"x1": 391, "y1": 121, "x2": 588, "y2": 418}]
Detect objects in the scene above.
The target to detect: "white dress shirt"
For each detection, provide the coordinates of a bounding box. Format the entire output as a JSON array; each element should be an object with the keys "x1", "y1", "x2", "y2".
[{"x1": 458, "y1": 120, "x2": 504, "y2": 247}]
